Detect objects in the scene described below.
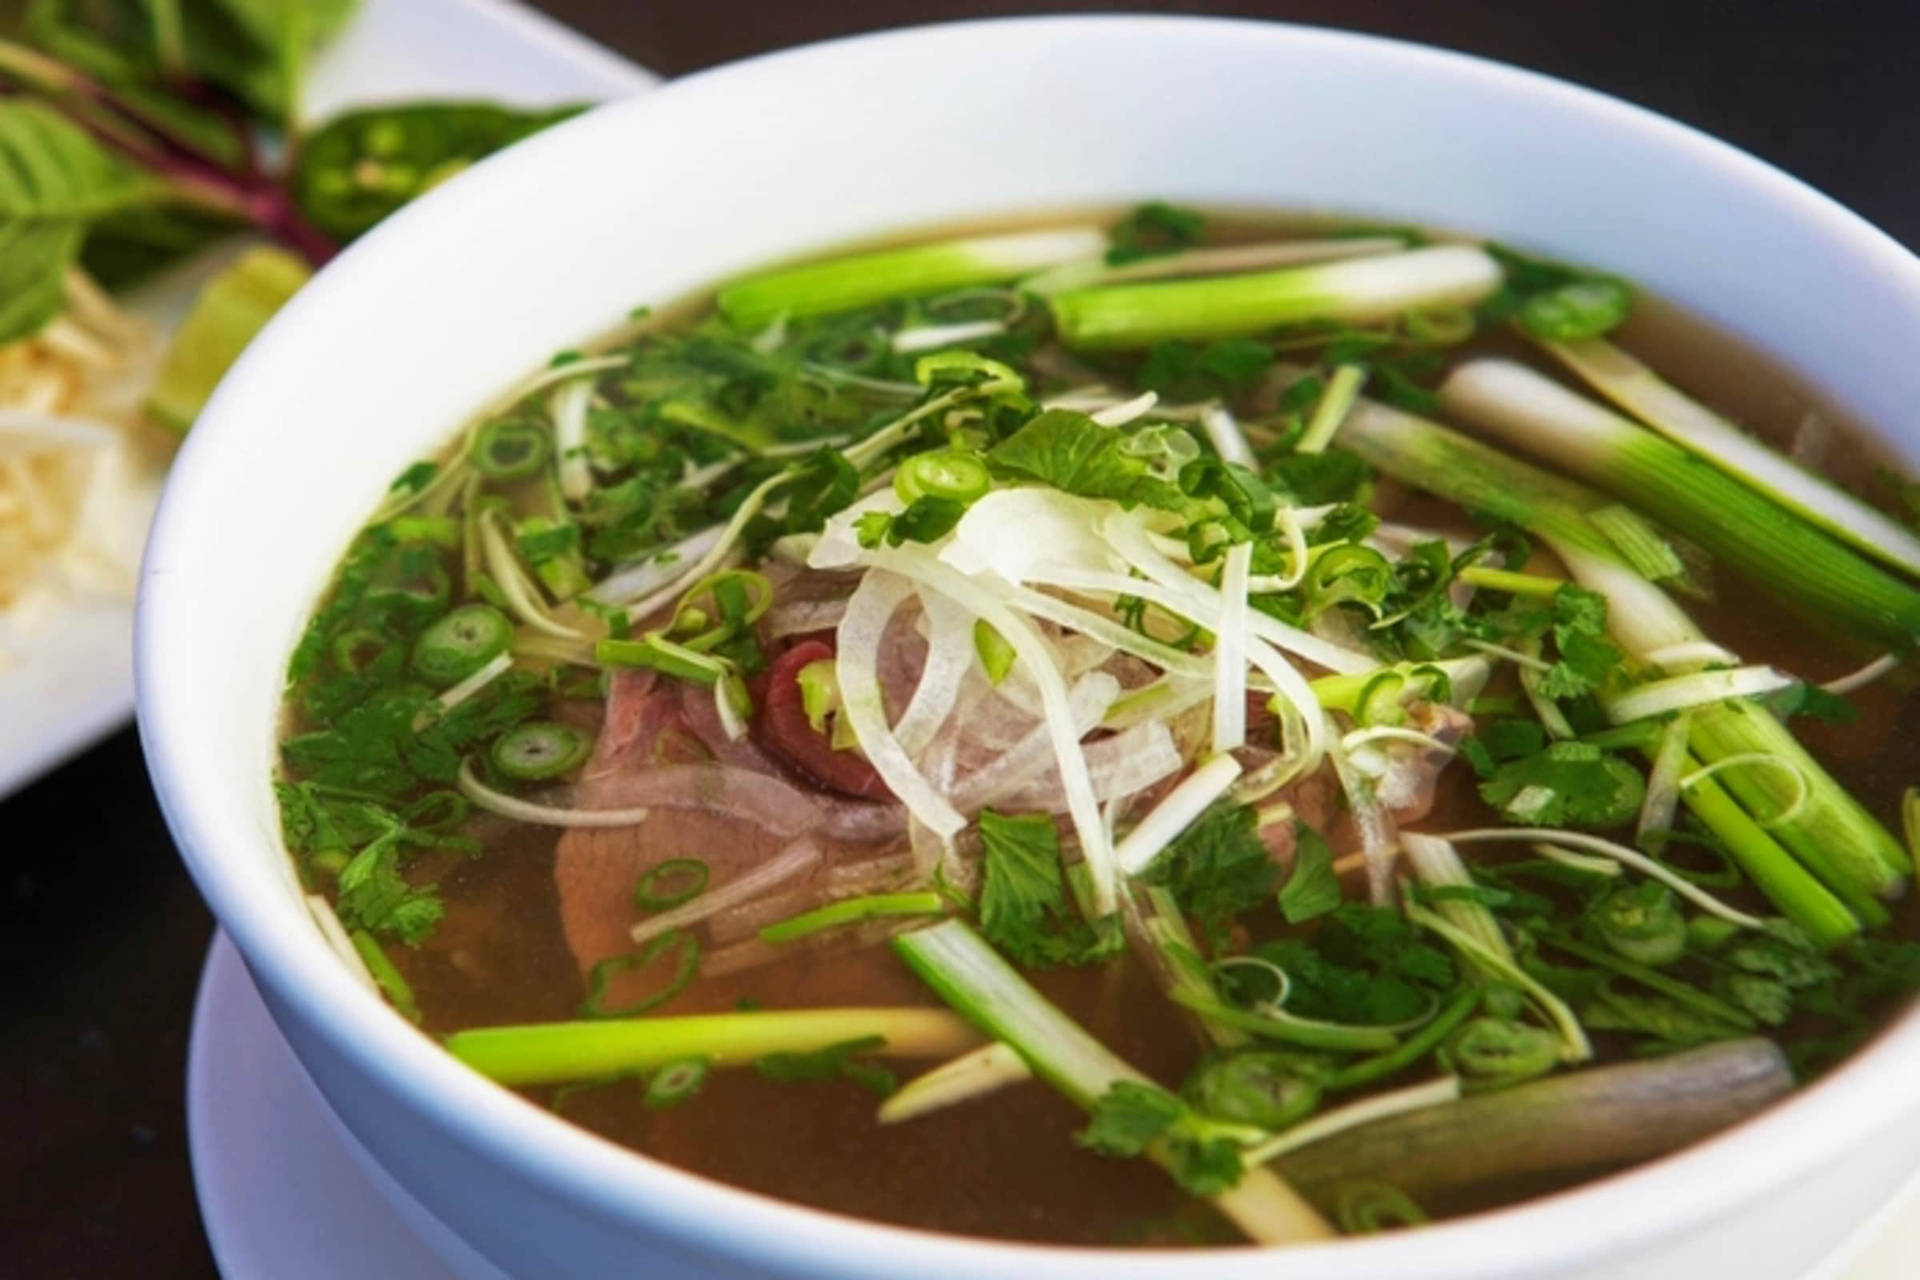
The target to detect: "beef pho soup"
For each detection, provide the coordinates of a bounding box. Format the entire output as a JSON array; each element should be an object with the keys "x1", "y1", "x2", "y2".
[{"x1": 276, "y1": 208, "x2": 1920, "y2": 1247}]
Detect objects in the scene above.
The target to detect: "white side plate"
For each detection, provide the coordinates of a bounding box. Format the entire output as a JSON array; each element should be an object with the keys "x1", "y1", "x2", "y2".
[{"x1": 0, "y1": 0, "x2": 654, "y2": 800}]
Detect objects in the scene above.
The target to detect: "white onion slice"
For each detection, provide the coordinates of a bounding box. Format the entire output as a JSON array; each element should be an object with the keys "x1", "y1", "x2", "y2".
[
  {"x1": 837, "y1": 570, "x2": 967, "y2": 838},
  {"x1": 550, "y1": 377, "x2": 594, "y2": 503},
  {"x1": 586, "y1": 525, "x2": 728, "y2": 606},
  {"x1": 1090, "y1": 390, "x2": 1159, "y2": 427},
  {"x1": 1212, "y1": 541, "x2": 1252, "y2": 754},
  {"x1": 996, "y1": 720, "x2": 1182, "y2": 812},
  {"x1": 1199, "y1": 403, "x2": 1256, "y2": 468},
  {"x1": 948, "y1": 672, "x2": 1119, "y2": 813},
  {"x1": 1637, "y1": 712, "x2": 1692, "y2": 847},
  {"x1": 892, "y1": 586, "x2": 976, "y2": 760},
  {"x1": 460, "y1": 759, "x2": 821, "y2": 835},
  {"x1": 1115, "y1": 753, "x2": 1243, "y2": 875},
  {"x1": 1605, "y1": 665, "x2": 1795, "y2": 724}
]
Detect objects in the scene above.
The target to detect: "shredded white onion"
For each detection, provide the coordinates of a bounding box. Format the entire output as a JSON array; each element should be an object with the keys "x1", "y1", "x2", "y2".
[
  {"x1": 892, "y1": 586, "x2": 975, "y2": 760},
  {"x1": 1090, "y1": 390, "x2": 1159, "y2": 427},
  {"x1": 1820, "y1": 653, "x2": 1899, "y2": 696},
  {"x1": 1198, "y1": 403, "x2": 1256, "y2": 469},
  {"x1": 997, "y1": 720, "x2": 1183, "y2": 812},
  {"x1": 1330, "y1": 730, "x2": 1400, "y2": 907},
  {"x1": 1605, "y1": 665, "x2": 1795, "y2": 724},
  {"x1": 1637, "y1": 712, "x2": 1692, "y2": 848},
  {"x1": 586, "y1": 525, "x2": 728, "y2": 606},
  {"x1": 1212, "y1": 541, "x2": 1252, "y2": 754},
  {"x1": 837, "y1": 570, "x2": 967, "y2": 838},
  {"x1": 630, "y1": 839, "x2": 822, "y2": 946},
  {"x1": 877, "y1": 1042, "x2": 1033, "y2": 1124},
  {"x1": 480, "y1": 508, "x2": 584, "y2": 639},
  {"x1": 1245, "y1": 1076, "x2": 1461, "y2": 1167},
  {"x1": 1679, "y1": 753, "x2": 1810, "y2": 828},
  {"x1": 429, "y1": 651, "x2": 513, "y2": 719},
  {"x1": 550, "y1": 377, "x2": 594, "y2": 503},
  {"x1": 948, "y1": 672, "x2": 1119, "y2": 813},
  {"x1": 1115, "y1": 753, "x2": 1243, "y2": 875},
  {"x1": 1641, "y1": 640, "x2": 1743, "y2": 671},
  {"x1": 1443, "y1": 827, "x2": 1765, "y2": 928},
  {"x1": 890, "y1": 320, "x2": 1008, "y2": 354},
  {"x1": 1533, "y1": 843, "x2": 1624, "y2": 878}
]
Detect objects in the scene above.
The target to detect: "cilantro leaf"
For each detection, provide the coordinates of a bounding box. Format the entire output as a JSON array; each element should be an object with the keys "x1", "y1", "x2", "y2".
[
  {"x1": 1266, "y1": 448, "x2": 1370, "y2": 506},
  {"x1": 1277, "y1": 825, "x2": 1341, "y2": 924},
  {"x1": 1077, "y1": 1081, "x2": 1245, "y2": 1197},
  {"x1": 1106, "y1": 202, "x2": 1204, "y2": 264},
  {"x1": 1138, "y1": 803, "x2": 1278, "y2": 944},
  {"x1": 336, "y1": 826, "x2": 443, "y2": 944},
  {"x1": 1138, "y1": 338, "x2": 1273, "y2": 402},
  {"x1": 1478, "y1": 741, "x2": 1646, "y2": 829},
  {"x1": 1537, "y1": 585, "x2": 1623, "y2": 699},
  {"x1": 976, "y1": 809, "x2": 1117, "y2": 967},
  {"x1": 988, "y1": 409, "x2": 1185, "y2": 511},
  {"x1": 1077, "y1": 1080, "x2": 1182, "y2": 1155},
  {"x1": 1258, "y1": 905, "x2": 1456, "y2": 1025}
]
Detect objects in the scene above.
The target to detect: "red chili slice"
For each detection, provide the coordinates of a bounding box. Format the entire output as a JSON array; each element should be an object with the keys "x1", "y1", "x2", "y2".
[{"x1": 753, "y1": 639, "x2": 891, "y2": 800}]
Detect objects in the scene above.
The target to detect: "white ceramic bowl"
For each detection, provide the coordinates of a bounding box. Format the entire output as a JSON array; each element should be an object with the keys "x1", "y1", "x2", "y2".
[{"x1": 139, "y1": 15, "x2": 1920, "y2": 1280}]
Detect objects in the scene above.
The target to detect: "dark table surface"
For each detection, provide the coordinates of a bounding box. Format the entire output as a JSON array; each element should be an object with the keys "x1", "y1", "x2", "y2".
[{"x1": 5, "y1": 3, "x2": 1915, "y2": 1276}]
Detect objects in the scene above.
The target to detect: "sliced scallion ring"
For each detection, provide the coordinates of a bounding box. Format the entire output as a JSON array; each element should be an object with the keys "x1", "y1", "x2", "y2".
[
  {"x1": 412, "y1": 602, "x2": 513, "y2": 686},
  {"x1": 578, "y1": 929, "x2": 701, "y2": 1018},
  {"x1": 644, "y1": 1056, "x2": 712, "y2": 1109},
  {"x1": 893, "y1": 450, "x2": 991, "y2": 505},
  {"x1": 330, "y1": 627, "x2": 396, "y2": 675},
  {"x1": 474, "y1": 420, "x2": 551, "y2": 480},
  {"x1": 634, "y1": 859, "x2": 709, "y2": 911},
  {"x1": 492, "y1": 721, "x2": 592, "y2": 781}
]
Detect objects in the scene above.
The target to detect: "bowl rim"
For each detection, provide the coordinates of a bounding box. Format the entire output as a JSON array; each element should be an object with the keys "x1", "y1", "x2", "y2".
[{"x1": 138, "y1": 13, "x2": 1920, "y2": 1278}]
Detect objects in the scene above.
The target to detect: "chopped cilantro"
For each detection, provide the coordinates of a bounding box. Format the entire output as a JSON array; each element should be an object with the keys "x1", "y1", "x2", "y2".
[
  {"x1": 988, "y1": 410, "x2": 1188, "y2": 512},
  {"x1": 1106, "y1": 202, "x2": 1204, "y2": 264},
  {"x1": 1138, "y1": 803, "x2": 1278, "y2": 945},
  {"x1": 976, "y1": 809, "x2": 1117, "y2": 967},
  {"x1": 1277, "y1": 825, "x2": 1341, "y2": 924},
  {"x1": 1076, "y1": 1080, "x2": 1245, "y2": 1197},
  {"x1": 1137, "y1": 338, "x2": 1273, "y2": 402},
  {"x1": 1478, "y1": 741, "x2": 1645, "y2": 828}
]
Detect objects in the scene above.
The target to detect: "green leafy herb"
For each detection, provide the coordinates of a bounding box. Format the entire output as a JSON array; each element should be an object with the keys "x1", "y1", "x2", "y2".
[
  {"x1": 989, "y1": 409, "x2": 1187, "y2": 511},
  {"x1": 1106, "y1": 201, "x2": 1204, "y2": 264},
  {"x1": 1077, "y1": 1080, "x2": 1245, "y2": 1197},
  {"x1": 1478, "y1": 741, "x2": 1645, "y2": 828},
  {"x1": 1278, "y1": 825, "x2": 1341, "y2": 924},
  {"x1": 1138, "y1": 803, "x2": 1278, "y2": 944},
  {"x1": 754, "y1": 1034, "x2": 896, "y2": 1097},
  {"x1": 976, "y1": 809, "x2": 1117, "y2": 967},
  {"x1": 1138, "y1": 337, "x2": 1273, "y2": 402}
]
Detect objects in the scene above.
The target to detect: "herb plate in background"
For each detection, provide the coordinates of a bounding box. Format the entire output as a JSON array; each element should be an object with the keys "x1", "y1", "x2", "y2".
[{"x1": 0, "y1": 0, "x2": 654, "y2": 800}]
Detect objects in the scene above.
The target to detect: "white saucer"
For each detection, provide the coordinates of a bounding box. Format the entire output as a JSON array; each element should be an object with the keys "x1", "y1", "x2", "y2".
[
  {"x1": 187, "y1": 933, "x2": 510, "y2": 1280},
  {"x1": 188, "y1": 926, "x2": 1920, "y2": 1280}
]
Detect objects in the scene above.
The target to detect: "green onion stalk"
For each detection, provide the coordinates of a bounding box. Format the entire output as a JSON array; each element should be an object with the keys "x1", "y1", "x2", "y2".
[
  {"x1": 1533, "y1": 336, "x2": 1920, "y2": 578},
  {"x1": 445, "y1": 1008, "x2": 981, "y2": 1087},
  {"x1": 717, "y1": 227, "x2": 1105, "y2": 328},
  {"x1": 893, "y1": 920, "x2": 1333, "y2": 1244},
  {"x1": 1048, "y1": 245, "x2": 1502, "y2": 349},
  {"x1": 1439, "y1": 359, "x2": 1920, "y2": 651},
  {"x1": 1337, "y1": 397, "x2": 1897, "y2": 942}
]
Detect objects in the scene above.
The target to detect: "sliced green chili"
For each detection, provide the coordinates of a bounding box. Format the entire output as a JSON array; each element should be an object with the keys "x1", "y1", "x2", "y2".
[
  {"x1": 412, "y1": 602, "x2": 513, "y2": 686},
  {"x1": 580, "y1": 930, "x2": 701, "y2": 1018},
  {"x1": 1443, "y1": 1017, "x2": 1560, "y2": 1085},
  {"x1": 474, "y1": 420, "x2": 550, "y2": 480},
  {"x1": 894, "y1": 450, "x2": 991, "y2": 505},
  {"x1": 492, "y1": 721, "x2": 592, "y2": 781},
  {"x1": 1590, "y1": 882, "x2": 1688, "y2": 967},
  {"x1": 644, "y1": 1056, "x2": 712, "y2": 1109},
  {"x1": 635, "y1": 859, "x2": 709, "y2": 911},
  {"x1": 331, "y1": 627, "x2": 397, "y2": 675}
]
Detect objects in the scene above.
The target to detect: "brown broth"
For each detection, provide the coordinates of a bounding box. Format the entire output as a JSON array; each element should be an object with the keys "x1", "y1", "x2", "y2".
[{"x1": 288, "y1": 209, "x2": 1920, "y2": 1247}]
